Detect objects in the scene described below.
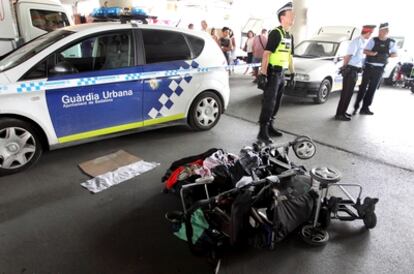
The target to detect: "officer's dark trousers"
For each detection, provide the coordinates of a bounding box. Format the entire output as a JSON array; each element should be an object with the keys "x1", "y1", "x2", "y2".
[
  {"x1": 354, "y1": 64, "x2": 384, "y2": 111},
  {"x1": 259, "y1": 70, "x2": 285, "y2": 125},
  {"x1": 336, "y1": 67, "x2": 358, "y2": 116}
]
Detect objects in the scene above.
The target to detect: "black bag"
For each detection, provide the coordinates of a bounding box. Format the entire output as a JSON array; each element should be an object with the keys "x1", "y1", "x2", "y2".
[{"x1": 270, "y1": 190, "x2": 317, "y2": 243}]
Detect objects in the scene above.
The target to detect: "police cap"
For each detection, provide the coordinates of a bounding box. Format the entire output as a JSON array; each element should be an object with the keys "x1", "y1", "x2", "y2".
[
  {"x1": 277, "y1": 2, "x2": 293, "y2": 16},
  {"x1": 379, "y1": 22, "x2": 389, "y2": 30}
]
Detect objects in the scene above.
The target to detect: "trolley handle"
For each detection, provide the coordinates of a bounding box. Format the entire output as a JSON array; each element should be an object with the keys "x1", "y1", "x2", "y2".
[{"x1": 182, "y1": 169, "x2": 297, "y2": 215}]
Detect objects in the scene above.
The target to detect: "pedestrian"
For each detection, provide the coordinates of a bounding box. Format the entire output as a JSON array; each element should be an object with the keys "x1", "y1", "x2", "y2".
[
  {"x1": 243, "y1": 30, "x2": 255, "y2": 75},
  {"x1": 257, "y1": 2, "x2": 295, "y2": 144},
  {"x1": 219, "y1": 27, "x2": 233, "y2": 65},
  {"x1": 210, "y1": 28, "x2": 219, "y2": 43},
  {"x1": 201, "y1": 20, "x2": 208, "y2": 32},
  {"x1": 188, "y1": 23, "x2": 194, "y2": 30},
  {"x1": 252, "y1": 28, "x2": 268, "y2": 82},
  {"x1": 335, "y1": 25, "x2": 376, "y2": 121},
  {"x1": 353, "y1": 22, "x2": 398, "y2": 115}
]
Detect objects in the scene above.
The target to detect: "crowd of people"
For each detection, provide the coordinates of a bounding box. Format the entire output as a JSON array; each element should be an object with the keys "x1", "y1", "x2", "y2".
[{"x1": 188, "y1": 20, "x2": 269, "y2": 80}]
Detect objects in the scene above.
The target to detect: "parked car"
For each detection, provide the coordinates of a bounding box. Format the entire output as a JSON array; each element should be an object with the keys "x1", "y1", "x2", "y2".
[
  {"x1": 285, "y1": 26, "x2": 360, "y2": 104},
  {"x1": 0, "y1": 22, "x2": 230, "y2": 175}
]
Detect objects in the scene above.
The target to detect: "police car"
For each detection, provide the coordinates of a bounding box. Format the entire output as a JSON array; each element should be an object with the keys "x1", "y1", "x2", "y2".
[
  {"x1": 0, "y1": 22, "x2": 230, "y2": 175},
  {"x1": 285, "y1": 26, "x2": 360, "y2": 104}
]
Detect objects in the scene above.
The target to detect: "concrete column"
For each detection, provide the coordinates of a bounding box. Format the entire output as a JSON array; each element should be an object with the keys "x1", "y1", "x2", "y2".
[{"x1": 291, "y1": 0, "x2": 309, "y2": 44}]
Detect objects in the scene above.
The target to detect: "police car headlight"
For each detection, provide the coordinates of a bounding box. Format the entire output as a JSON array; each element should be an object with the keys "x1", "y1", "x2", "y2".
[{"x1": 295, "y1": 73, "x2": 310, "y2": 81}]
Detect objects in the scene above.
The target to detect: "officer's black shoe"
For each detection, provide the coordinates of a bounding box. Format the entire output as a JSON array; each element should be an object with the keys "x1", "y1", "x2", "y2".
[
  {"x1": 360, "y1": 108, "x2": 374, "y2": 115},
  {"x1": 257, "y1": 124, "x2": 273, "y2": 145},
  {"x1": 268, "y1": 126, "x2": 283, "y2": 137},
  {"x1": 335, "y1": 115, "x2": 351, "y2": 121},
  {"x1": 344, "y1": 113, "x2": 352, "y2": 118},
  {"x1": 352, "y1": 109, "x2": 358, "y2": 115}
]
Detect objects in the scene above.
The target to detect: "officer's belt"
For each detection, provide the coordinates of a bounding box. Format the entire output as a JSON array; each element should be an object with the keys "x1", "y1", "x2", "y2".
[
  {"x1": 365, "y1": 63, "x2": 385, "y2": 69},
  {"x1": 268, "y1": 64, "x2": 285, "y2": 72},
  {"x1": 346, "y1": 65, "x2": 363, "y2": 73}
]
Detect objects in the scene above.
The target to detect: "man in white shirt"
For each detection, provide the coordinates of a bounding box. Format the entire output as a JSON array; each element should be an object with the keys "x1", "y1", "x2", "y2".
[{"x1": 335, "y1": 25, "x2": 375, "y2": 121}]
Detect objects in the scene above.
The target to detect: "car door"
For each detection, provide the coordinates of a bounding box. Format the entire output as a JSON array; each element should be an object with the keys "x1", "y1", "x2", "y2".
[
  {"x1": 139, "y1": 29, "x2": 202, "y2": 126},
  {"x1": 45, "y1": 29, "x2": 143, "y2": 143}
]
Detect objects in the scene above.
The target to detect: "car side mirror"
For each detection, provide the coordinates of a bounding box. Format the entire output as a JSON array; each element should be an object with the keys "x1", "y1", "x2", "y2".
[
  {"x1": 292, "y1": 136, "x2": 316, "y2": 159},
  {"x1": 49, "y1": 61, "x2": 78, "y2": 76}
]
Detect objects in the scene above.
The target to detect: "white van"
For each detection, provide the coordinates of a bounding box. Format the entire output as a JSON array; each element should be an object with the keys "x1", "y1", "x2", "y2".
[{"x1": 0, "y1": 0, "x2": 71, "y2": 57}]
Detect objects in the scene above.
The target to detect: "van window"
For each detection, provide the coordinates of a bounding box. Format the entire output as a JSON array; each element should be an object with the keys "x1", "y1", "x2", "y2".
[
  {"x1": 30, "y1": 9, "x2": 70, "y2": 32},
  {"x1": 142, "y1": 30, "x2": 192, "y2": 63},
  {"x1": 54, "y1": 31, "x2": 135, "y2": 74}
]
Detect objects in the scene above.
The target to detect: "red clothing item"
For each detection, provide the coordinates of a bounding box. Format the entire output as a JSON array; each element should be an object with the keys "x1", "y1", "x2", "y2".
[
  {"x1": 165, "y1": 166, "x2": 185, "y2": 189},
  {"x1": 165, "y1": 159, "x2": 204, "y2": 189}
]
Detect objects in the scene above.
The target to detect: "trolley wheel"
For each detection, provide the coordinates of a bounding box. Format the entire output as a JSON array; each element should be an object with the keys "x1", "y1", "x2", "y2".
[
  {"x1": 319, "y1": 206, "x2": 331, "y2": 229},
  {"x1": 363, "y1": 213, "x2": 377, "y2": 229},
  {"x1": 300, "y1": 224, "x2": 329, "y2": 246},
  {"x1": 310, "y1": 166, "x2": 342, "y2": 185}
]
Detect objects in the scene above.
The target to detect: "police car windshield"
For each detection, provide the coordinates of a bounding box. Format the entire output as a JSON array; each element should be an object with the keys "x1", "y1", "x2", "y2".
[
  {"x1": 294, "y1": 41, "x2": 339, "y2": 58},
  {"x1": 0, "y1": 30, "x2": 74, "y2": 72}
]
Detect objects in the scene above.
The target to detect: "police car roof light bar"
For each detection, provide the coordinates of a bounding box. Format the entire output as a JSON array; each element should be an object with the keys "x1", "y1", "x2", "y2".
[{"x1": 91, "y1": 7, "x2": 157, "y2": 24}]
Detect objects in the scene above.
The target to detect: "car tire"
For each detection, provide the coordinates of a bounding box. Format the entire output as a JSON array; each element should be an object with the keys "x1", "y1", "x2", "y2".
[
  {"x1": 0, "y1": 118, "x2": 43, "y2": 176},
  {"x1": 313, "y1": 79, "x2": 331, "y2": 104},
  {"x1": 188, "y1": 91, "x2": 223, "y2": 131}
]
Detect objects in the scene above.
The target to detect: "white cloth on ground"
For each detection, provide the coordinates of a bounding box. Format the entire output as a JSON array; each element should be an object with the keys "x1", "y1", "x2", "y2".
[{"x1": 81, "y1": 160, "x2": 159, "y2": 193}]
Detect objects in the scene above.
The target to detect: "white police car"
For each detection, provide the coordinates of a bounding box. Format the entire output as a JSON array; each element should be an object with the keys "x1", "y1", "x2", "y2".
[
  {"x1": 285, "y1": 26, "x2": 359, "y2": 104},
  {"x1": 0, "y1": 22, "x2": 230, "y2": 175}
]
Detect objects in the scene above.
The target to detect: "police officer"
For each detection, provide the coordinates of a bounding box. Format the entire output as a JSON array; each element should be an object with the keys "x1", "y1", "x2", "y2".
[
  {"x1": 335, "y1": 25, "x2": 376, "y2": 121},
  {"x1": 257, "y1": 2, "x2": 295, "y2": 144},
  {"x1": 353, "y1": 23, "x2": 398, "y2": 115}
]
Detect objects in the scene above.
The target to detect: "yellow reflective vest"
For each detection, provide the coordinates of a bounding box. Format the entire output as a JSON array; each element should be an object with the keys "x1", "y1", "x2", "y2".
[{"x1": 268, "y1": 27, "x2": 292, "y2": 69}]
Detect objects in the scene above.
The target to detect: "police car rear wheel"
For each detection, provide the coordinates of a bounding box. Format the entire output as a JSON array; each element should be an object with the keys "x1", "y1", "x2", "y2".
[
  {"x1": 313, "y1": 79, "x2": 331, "y2": 104},
  {"x1": 0, "y1": 118, "x2": 43, "y2": 176},
  {"x1": 189, "y1": 92, "x2": 222, "y2": 130}
]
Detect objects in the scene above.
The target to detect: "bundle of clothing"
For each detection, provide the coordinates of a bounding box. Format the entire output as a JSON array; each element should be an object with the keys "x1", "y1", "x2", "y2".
[
  {"x1": 163, "y1": 147, "x2": 316, "y2": 257},
  {"x1": 162, "y1": 148, "x2": 261, "y2": 196}
]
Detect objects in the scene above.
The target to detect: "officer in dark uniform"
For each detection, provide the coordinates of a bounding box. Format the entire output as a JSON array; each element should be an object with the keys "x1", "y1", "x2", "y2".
[
  {"x1": 335, "y1": 25, "x2": 376, "y2": 121},
  {"x1": 257, "y1": 2, "x2": 295, "y2": 144},
  {"x1": 353, "y1": 23, "x2": 398, "y2": 115}
]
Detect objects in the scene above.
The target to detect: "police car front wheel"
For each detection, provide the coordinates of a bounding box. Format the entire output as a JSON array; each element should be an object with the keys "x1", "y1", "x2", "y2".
[
  {"x1": 0, "y1": 118, "x2": 43, "y2": 176},
  {"x1": 189, "y1": 92, "x2": 222, "y2": 131}
]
